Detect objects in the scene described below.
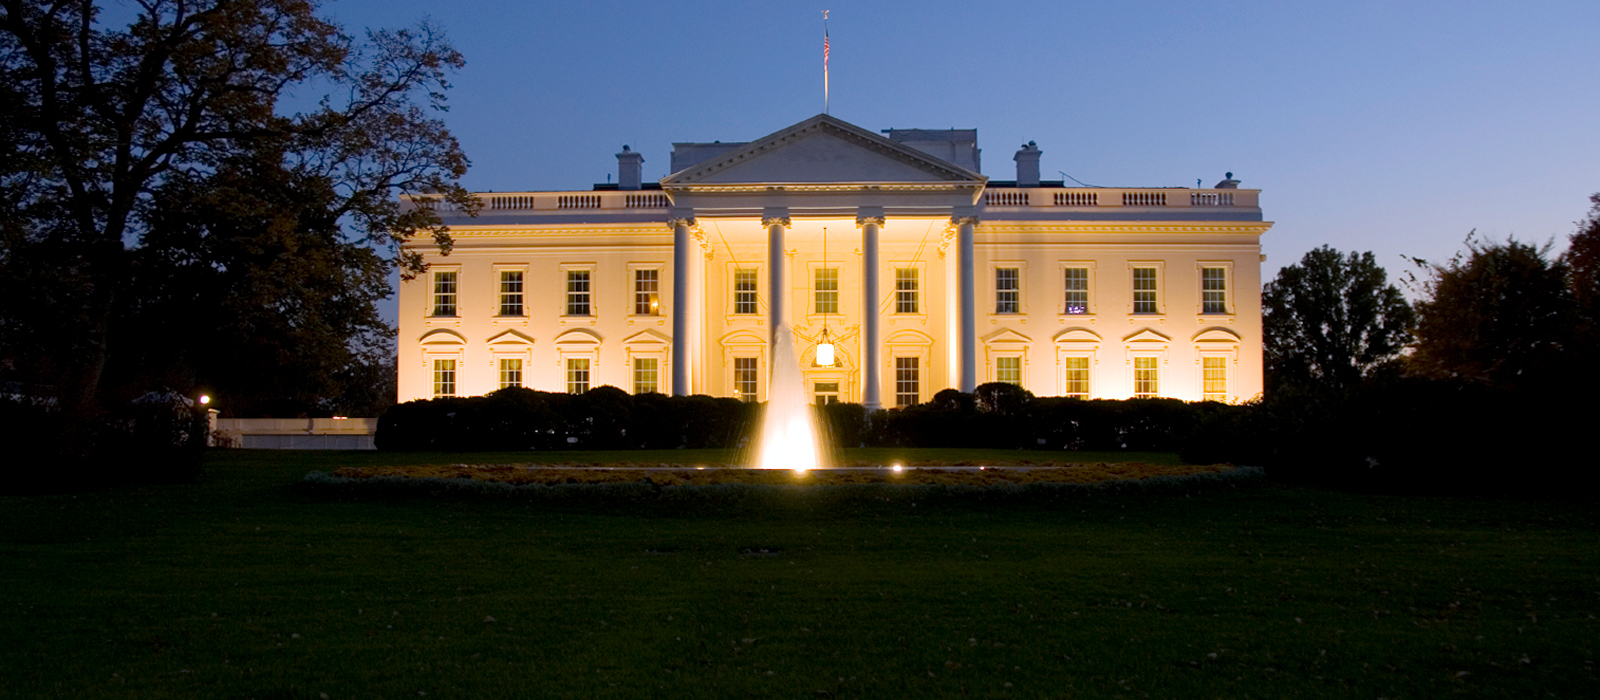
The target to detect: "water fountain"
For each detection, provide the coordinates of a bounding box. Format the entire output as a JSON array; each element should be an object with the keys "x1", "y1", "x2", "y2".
[{"x1": 754, "y1": 325, "x2": 828, "y2": 472}]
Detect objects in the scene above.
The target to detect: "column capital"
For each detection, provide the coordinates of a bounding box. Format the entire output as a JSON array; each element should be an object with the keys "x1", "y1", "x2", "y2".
[
  {"x1": 761, "y1": 207, "x2": 790, "y2": 229},
  {"x1": 666, "y1": 216, "x2": 696, "y2": 229},
  {"x1": 950, "y1": 214, "x2": 980, "y2": 227},
  {"x1": 856, "y1": 215, "x2": 885, "y2": 228}
]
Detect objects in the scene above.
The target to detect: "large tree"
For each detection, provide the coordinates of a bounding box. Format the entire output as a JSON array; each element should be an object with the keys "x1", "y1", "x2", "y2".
[
  {"x1": 1409, "y1": 235, "x2": 1573, "y2": 392},
  {"x1": 1262, "y1": 246, "x2": 1413, "y2": 392},
  {"x1": 0, "y1": 0, "x2": 475, "y2": 410},
  {"x1": 1567, "y1": 193, "x2": 1600, "y2": 354}
]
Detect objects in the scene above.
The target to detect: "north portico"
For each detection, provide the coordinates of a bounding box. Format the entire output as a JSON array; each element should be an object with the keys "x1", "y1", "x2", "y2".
[
  {"x1": 661, "y1": 114, "x2": 988, "y2": 408},
  {"x1": 398, "y1": 114, "x2": 1271, "y2": 406}
]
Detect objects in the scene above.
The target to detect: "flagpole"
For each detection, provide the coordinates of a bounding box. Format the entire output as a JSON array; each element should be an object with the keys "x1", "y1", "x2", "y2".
[{"x1": 823, "y1": 10, "x2": 830, "y2": 114}]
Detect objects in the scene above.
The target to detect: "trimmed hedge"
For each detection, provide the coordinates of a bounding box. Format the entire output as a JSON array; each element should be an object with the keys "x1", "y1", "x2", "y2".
[
  {"x1": 376, "y1": 387, "x2": 758, "y2": 451},
  {"x1": 375, "y1": 383, "x2": 1233, "y2": 454}
]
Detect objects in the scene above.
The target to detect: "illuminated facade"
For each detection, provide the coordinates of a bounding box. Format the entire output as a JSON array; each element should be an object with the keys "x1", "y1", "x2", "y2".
[{"x1": 398, "y1": 114, "x2": 1272, "y2": 407}]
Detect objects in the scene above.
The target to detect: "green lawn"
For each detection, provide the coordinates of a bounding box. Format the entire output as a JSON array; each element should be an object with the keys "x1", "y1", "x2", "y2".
[{"x1": 1, "y1": 449, "x2": 1594, "y2": 699}]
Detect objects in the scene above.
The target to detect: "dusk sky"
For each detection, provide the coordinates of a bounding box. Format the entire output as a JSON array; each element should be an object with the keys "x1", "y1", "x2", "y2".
[{"x1": 308, "y1": 0, "x2": 1600, "y2": 317}]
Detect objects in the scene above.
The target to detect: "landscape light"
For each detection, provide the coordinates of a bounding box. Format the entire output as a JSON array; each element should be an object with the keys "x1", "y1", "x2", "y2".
[
  {"x1": 892, "y1": 464, "x2": 903, "y2": 473},
  {"x1": 198, "y1": 394, "x2": 210, "y2": 405}
]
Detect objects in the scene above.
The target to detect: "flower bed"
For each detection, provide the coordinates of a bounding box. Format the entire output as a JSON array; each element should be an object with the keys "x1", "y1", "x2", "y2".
[{"x1": 328, "y1": 461, "x2": 1232, "y2": 487}]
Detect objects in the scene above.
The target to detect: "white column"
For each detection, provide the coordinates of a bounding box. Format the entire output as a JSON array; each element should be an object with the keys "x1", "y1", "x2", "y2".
[
  {"x1": 669, "y1": 213, "x2": 694, "y2": 396},
  {"x1": 954, "y1": 212, "x2": 979, "y2": 392},
  {"x1": 857, "y1": 211, "x2": 884, "y2": 410},
  {"x1": 763, "y1": 209, "x2": 791, "y2": 347}
]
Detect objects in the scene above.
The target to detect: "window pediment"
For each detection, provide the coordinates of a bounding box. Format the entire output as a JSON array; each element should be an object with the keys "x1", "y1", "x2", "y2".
[
  {"x1": 1193, "y1": 328, "x2": 1243, "y2": 344},
  {"x1": 1123, "y1": 328, "x2": 1172, "y2": 344},
  {"x1": 419, "y1": 329, "x2": 466, "y2": 345},
  {"x1": 553, "y1": 328, "x2": 603, "y2": 346},
  {"x1": 1054, "y1": 327, "x2": 1103, "y2": 344},
  {"x1": 486, "y1": 330, "x2": 536, "y2": 345}
]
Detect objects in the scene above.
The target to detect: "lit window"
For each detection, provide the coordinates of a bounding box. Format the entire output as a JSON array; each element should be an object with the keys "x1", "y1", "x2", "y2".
[
  {"x1": 432, "y1": 271, "x2": 457, "y2": 317},
  {"x1": 1202, "y1": 267, "x2": 1227, "y2": 314},
  {"x1": 1203, "y1": 356, "x2": 1227, "y2": 402},
  {"x1": 895, "y1": 268, "x2": 919, "y2": 314},
  {"x1": 895, "y1": 357, "x2": 920, "y2": 407},
  {"x1": 996, "y1": 268, "x2": 1019, "y2": 314},
  {"x1": 633, "y1": 357, "x2": 658, "y2": 395},
  {"x1": 1063, "y1": 356, "x2": 1089, "y2": 398},
  {"x1": 635, "y1": 269, "x2": 659, "y2": 316},
  {"x1": 432, "y1": 358, "x2": 456, "y2": 397},
  {"x1": 1133, "y1": 268, "x2": 1158, "y2": 314},
  {"x1": 566, "y1": 270, "x2": 591, "y2": 316},
  {"x1": 814, "y1": 381, "x2": 840, "y2": 406},
  {"x1": 566, "y1": 358, "x2": 590, "y2": 394},
  {"x1": 1063, "y1": 267, "x2": 1089, "y2": 314},
  {"x1": 1134, "y1": 356, "x2": 1158, "y2": 398},
  {"x1": 734, "y1": 269, "x2": 758, "y2": 315},
  {"x1": 996, "y1": 356, "x2": 1022, "y2": 386},
  {"x1": 498, "y1": 358, "x2": 522, "y2": 389},
  {"x1": 498, "y1": 271, "x2": 524, "y2": 316},
  {"x1": 814, "y1": 268, "x2": 838, "y2": 314},
  {"x1": 734, "y1": 357, "x2": 759, "y2": 402}
]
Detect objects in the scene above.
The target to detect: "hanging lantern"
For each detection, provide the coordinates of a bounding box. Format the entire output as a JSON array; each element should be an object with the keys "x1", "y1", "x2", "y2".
[{"x1": 816, "y1": 326, "x2": 835, "y2": 367}]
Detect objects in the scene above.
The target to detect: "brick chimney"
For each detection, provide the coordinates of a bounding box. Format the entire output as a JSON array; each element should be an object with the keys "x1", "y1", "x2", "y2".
[
  {"x1": 1014, "y1": 141, "x2": 1041, "y2": 187},
  {"x1": 617, "y1": 145, "x2": 644, "y2": 190}
]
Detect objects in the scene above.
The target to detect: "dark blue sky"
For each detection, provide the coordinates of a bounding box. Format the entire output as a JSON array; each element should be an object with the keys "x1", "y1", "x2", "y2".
[{"x1": 308, "y1": 0, "x2": 1599, "y2": 313}]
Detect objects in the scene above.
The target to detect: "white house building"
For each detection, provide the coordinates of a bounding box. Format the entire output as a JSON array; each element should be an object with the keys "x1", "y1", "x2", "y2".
[{"x1": 397, "y1": 114, "x2": 1272, "y2": 408}]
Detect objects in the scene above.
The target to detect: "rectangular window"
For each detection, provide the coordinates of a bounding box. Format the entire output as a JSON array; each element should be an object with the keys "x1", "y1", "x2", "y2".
[
  {"x1": 1063, "y1": 356, "x2": 1090, "y2": 398},
  {"x1": 1063, "y1": 267, "x2": 1089, "y2": 314},
  {"x1": 566, "y1": 270, "x2": 591, "y2": 316},
  {"x1": 895, "y1": 268, "x2": 919, "y2": 314},
  {"x1": 895, "y1": 357, "x2": 920, "y2": 407},
  {"x1": 499, "y1": 271, "x2": 524, "y2": 316},
  {"x1": 814, "y1": 268, "x2": 839, "y2": 315},
  {"x1": 1133, "y1": 267, "x2": 1158, "y2": 314},
  {"x1": 734, "y1": 269, "x2": 759, "y2": 315},
  {"x1": 734, "y1": 357, "x2": 759, "y2": 402},
  {"x1": 814, "y1": 381, "x2": 840, "y2": 406},
  {"x1": 432, "y1": 271, "x2": 457, "y2": 317},
  {"x1": 996, "y1": 356, "x2": 1022, "y2": 385},
  {"x1": 1134, "y1": 356, "x2": 1159, "y2": 398},
  {"x1": 634, "y1": 269, "x2": 659, "y2": 316},
  {"x1": 1203, "y1": 356, "x2": 1227, "y2": 402},
  {"x1": 432, "y1": 358, "x2": 456, "y2": 397},
  {"x1": 633, "y1": 357, "x2": 659, "y2": 395},
  {"x1": 566, "y1": 358, "x2": 590, "y2": 394},
  {"x1": 498, "y1": 358, "x2": 522, "y2": 390},
  {"x1": 995, "y1": 268, "x2": 1020, "y2": 314},
  {"x1": 1202, "y1": 267, "x2": 1227, "y2": 314}
]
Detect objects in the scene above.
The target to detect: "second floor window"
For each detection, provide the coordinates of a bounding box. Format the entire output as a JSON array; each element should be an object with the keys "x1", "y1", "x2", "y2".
[
  {"x1": 814, "y1": 268, "x2": 838, "y2": 314},
  {"x1": 895, "y1": 268, "x2": 919, "y2": 314},
  {"x1": 432, "y1": 271, "x2": 457, "y2": 317},
  {"x1": 734, "y1": 269, "x2": 758, "y2": 314},
  {"x1": 1133, "y1": 267, "x2": 1158, "y2": 314},
  {"x1": 1202, "y1": 267, "x2": 1227, "y2": 314},
  {"x1": 1063, "y1": 267, "x2": 1089, "y2": 314},
  {"x1": 635, "y1": 269, "x2": 659, "y2": 315},
  {"x1": 499, "y1": 271, "x2": 524, "y2": 316},
  {"x1": 566, "y1": 270, "x2": 591, "y2": 316},
  {"x1": 996, "y1": 268, "x2": 1019, "y2": 313}
]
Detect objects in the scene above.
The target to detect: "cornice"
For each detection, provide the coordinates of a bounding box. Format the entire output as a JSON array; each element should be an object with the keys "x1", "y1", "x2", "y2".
[{"x1": 662, "y1": 182, "x2": 984, "y2": 195}]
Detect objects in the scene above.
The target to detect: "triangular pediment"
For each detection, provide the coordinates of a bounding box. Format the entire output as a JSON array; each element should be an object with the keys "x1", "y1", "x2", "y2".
[
  {"x1": 1123, "y1": 329, "x2": 1172, "y2": 344},
  {"x1": 982, "y1": 328, "x2": 1033, "y2": 345},
  {"x1": 662, "y1": 114, "x2": 985, "y2": 186}
]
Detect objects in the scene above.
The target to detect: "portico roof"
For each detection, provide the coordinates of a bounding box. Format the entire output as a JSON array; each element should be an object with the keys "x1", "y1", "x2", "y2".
[{"x1": 660, "y1": 114, "x2": 986, "y2": 218}]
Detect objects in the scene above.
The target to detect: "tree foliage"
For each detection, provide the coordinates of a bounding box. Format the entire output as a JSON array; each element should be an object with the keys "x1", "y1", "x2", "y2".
[
  {"x1": 1262, "y1": 246, "x2": 1413, "y2": 392},
  {"x1": 1409, "y1": 235, "x2": 1573, "y2": 393},
  {"x1": 0, "y1": 0, "x2": 476, "y2": 413}
]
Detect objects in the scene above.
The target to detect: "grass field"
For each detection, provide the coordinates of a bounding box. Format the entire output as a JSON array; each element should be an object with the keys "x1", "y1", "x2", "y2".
[{"x1": 1, "y1": 449, "x2": 1595, "y2": 699}]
